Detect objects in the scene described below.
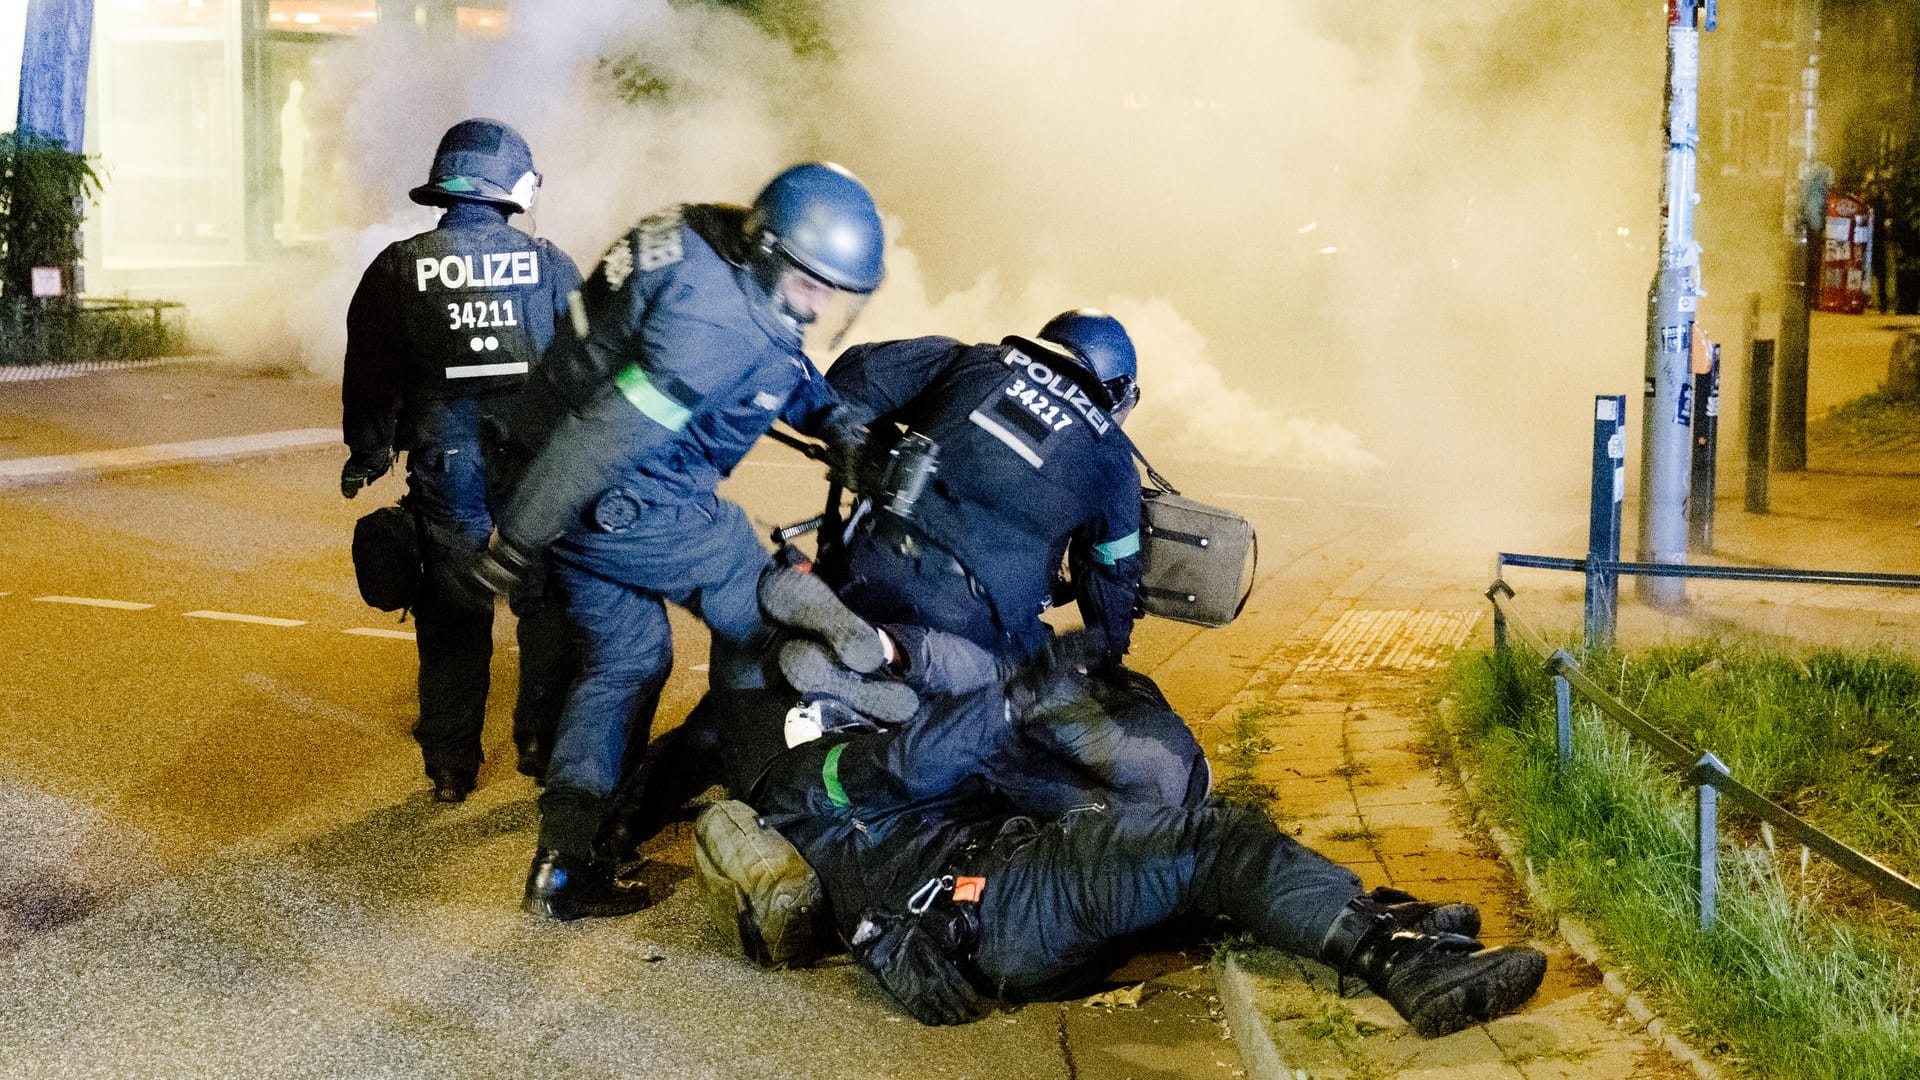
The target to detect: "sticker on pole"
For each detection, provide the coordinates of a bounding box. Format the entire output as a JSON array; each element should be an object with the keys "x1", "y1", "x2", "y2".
[{"x1": 30, "y1": 268, "x2": 62, "y2": 298}]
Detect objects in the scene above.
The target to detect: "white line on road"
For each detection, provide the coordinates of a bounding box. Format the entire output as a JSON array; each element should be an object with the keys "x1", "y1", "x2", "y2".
[
  {"x1": 344, "y1": 627, "x2": 416, "y2": 641},
  {"x1": 33, "y1": 595, "x2": 154, "y2": 610},
  {"x1": 0, "y1": 428, "x2": 339, "y2": 488},
  {"x1": 691, "y1": 663, "x2": 710, "y2": 672},
  {"x1": 184, "y1": 610, "x2": 307, "y2": 628},
  {"x1": 1213, "y1": 492, "x2": 1306, "y2": 504},
  {"x1": 738, "y1": 460, "x2": 819, "y2": 471}
]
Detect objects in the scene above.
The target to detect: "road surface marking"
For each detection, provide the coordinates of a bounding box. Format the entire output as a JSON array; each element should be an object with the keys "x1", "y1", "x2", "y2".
[
  {"x1": 1213, "y1": 492, "x2": 1306, "y2": 504},
  {"x1": 0, "y1": 428, "x2": 339, "y2": 488},
  {"x1": 184, "y1": 610, "x2": 307, "y2": 628},
  {"x1": 345, "y1": 627, "x2": 416, "y2": 641},
  {"x1": 1296, "y1": 609, "x2": 1482, "y2": 672},
  {"x1": 691, "y1": 663, "x2": 709, "y2": 672},
  {"x1": 738, "y1": 460, "x2": 818, "y2": 471},
  {"x1": 34, "y1": 595, "x2": 154, "y2": 610}
]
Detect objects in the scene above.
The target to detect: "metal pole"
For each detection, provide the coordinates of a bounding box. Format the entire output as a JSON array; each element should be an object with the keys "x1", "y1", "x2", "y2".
[
  {"x1": 1587, "y1": 396, "x2": 1625, "y2": 651},
  {"x1": 1696, "y1": 752, "x2": 1727, "y2": 931},
  {"x1": 1555, "y1": 674, "x2": 1573, "y2": 775},
  {"x1": 1689, "y1": 342, "x2": 1721, "y2": 551},
  {"x1": 1745, "y1": 339, "x2": 1775, "y2": 513},
  {"x1": 1775, "y1": 1, "x2": 1823, "y2": 473},
  {"x1": 1639, "y1": 0, "x2": 1712, "y2": 607}
]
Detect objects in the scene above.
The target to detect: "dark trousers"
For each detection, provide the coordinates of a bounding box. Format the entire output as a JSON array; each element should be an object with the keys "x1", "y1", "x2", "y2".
[
  {"x1": 408, "y1": 441, "x2": 572, "y2": 779},
  {"x1": 971, "y1": 805, "x2": 1360, "y2": 1000},
  {"x1": 539, "y1": 495, "x2": 771, "y2": 854}
]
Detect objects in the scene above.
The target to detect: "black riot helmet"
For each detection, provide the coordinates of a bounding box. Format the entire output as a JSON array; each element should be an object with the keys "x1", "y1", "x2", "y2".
[
  {"x1": 409, "y1": 118, "x2": 541, "y2": 213},
  {"x1": 1038, "y1": 308, "x2": 1139, "y2": 420}
]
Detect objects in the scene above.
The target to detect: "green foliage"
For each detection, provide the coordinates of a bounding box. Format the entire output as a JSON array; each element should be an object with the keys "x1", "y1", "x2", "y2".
[
  {"x1": 0, "y1": 128, "x2": 102, "y2": 302},
  {"x1": 1445, "y1": 640, "x2": 1920, "y2": 1079},
  {"x1": 0, "y1": 300, "x2": 186, "y2": 366}
]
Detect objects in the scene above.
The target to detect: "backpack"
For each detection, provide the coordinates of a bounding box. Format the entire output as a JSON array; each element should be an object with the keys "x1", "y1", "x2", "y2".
[
  {"x1": 351, "y1": 503, "x2": 423, "y2": 612},
  {"x1": 693, "y1": 799, "x2": 829, "y2": 969}
]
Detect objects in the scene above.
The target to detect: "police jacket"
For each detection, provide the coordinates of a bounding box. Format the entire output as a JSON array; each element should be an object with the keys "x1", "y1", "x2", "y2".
[
  {"x1": 497, "y1": 204, "x2": 840, "y2": 556},
  {"x1": 342, "y1": 202, "x2": 578, "y2": 457},
  {"x1": 828, "y1": 336, "x2": 1143, "y2": 665}
]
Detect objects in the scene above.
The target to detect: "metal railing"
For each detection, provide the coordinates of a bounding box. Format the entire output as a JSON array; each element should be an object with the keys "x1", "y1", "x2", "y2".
[{"x1": 1486, "y1": 578, "x2": 1920, "y2": 929}]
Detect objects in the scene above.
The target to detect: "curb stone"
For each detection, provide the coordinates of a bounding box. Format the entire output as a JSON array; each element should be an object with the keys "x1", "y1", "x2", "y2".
[{"x1": 1436, "y1": 696, "x2": 1728, "y2": 1080}]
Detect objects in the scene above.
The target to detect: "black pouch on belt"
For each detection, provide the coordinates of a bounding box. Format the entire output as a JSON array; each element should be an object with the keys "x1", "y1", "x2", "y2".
[{"x1": 351, "y1": 501, "x2": 424, "y2": 613}]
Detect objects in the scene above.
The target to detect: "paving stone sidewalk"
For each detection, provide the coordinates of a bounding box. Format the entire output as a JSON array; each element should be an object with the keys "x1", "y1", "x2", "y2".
[{"x1": 1206, "y1": 527, "x2": 1703, "y2": 1080}]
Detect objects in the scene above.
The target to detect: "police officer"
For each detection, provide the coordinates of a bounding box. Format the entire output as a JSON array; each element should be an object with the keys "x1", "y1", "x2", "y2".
[
  {"x1": 341, "y1": 118, "x2": 582, "y2": 804},
  {"x1": 466, "y1": 162, "x2": 886, "y2": 921},
  {"x1": 819, "y1": 311, "x2": 1144, "y2": 678},
  {"x1": 749, "y1": 676, "x2": 1547, "y2": 1037}
]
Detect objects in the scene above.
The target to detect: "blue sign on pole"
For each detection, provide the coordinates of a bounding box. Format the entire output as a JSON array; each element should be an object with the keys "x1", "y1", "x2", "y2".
[{"x1": 17, "y1": 0, "x2": 93, "y2": 152}]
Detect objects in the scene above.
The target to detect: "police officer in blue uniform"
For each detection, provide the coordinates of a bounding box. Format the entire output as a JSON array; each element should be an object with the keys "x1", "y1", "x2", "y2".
[
  {"x1": 821, "y1": 310, "x2": 1144, "y2": 675},
  {"x1": 467, "y1": 162, "x2": 885, "y2": 920},
  {"x1": 341, "y1": 118, "x2": 582, "y2": 804},
  {"x1": 749, "y1": 673, "x2": 1547, "y2": 1037}
]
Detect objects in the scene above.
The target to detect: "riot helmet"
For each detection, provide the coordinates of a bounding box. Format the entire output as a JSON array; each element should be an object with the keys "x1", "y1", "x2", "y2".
[
  {"x1": 743, "y1": 162, "x2": 885, "y2": 349},
  {"x1": 1039, "y1": 308, "x2": 1139, "y2": 421},
  {"x1": 409, "y1": 118, "x2": 541, "y2": 213}
]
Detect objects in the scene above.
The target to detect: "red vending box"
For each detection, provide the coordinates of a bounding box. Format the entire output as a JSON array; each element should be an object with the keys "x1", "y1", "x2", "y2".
[{"x1": 1817, "y1": 192, "x2": 1873, "y2": 314}]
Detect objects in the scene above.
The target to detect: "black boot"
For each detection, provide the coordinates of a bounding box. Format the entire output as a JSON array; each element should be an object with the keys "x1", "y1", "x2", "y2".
[
  {"x1": 514, "y1": 736, "x2": 549, "y2": 784},
  {"x1": 426, "y1": 765, "x2": 476, "y2": 804},
  {"x1": 1359, "y1": 885, "x2": 1481, "y2": 939},
  {"x1": 1320, "y1": 895, "x2": 1545, "y2": 1038},
  {"x1": 522, "y1": 849, "x2": 652, "y2": 921}
]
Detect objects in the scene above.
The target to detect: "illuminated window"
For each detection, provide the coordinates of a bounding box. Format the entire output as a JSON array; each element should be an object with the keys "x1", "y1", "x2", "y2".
[{"x1": 264, "y1": 0, "x2": 377, "y2": 36}]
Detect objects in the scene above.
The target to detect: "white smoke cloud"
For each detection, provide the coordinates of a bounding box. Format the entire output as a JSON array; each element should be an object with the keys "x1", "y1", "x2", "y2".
[{"x1": 198, "y1": 0, "x2": 1669, "y2": 486}]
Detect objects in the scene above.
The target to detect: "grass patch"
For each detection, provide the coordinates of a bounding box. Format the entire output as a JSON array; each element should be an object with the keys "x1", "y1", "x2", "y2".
[
  {"x1": 1444, "y1": 638, "x2": 1920, "y2": 1079},
  {"x1": 1822, "y1": 389, "x2": 1920, "y2": 446},
  {"x1": 1211, "y1": 701, "x2": 1284, "y2": 815}
]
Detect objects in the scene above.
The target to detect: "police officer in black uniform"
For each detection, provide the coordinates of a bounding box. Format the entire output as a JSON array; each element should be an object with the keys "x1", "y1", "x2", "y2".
[
  {"x1": 821, "y1": 310, "x2": 1144, "y2": 676},
  {"x1": 341, "y1": 118, "x2": 582, "y2": 803}
]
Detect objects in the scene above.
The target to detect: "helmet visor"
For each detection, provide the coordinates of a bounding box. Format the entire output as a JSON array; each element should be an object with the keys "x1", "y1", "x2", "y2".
[{"x1": 771, "y1": 262, "x2": 871, "y2": 357}]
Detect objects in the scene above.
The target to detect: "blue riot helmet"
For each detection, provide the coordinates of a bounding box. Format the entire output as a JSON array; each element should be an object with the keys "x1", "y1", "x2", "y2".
[
  {"x1": 744, "y1": 162, "x2": 885, "y2": 348},
  {"x1": 409, "y1": 118, "x2": 542, "y2": 213},
  {"x1": 1039, "y1": 308, "x2": 1139, "y2": 421}
]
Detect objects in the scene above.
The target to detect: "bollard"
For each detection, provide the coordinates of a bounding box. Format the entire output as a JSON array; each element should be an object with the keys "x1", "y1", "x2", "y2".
[
  {"x1": 1745, "y1": 340, "x2": 1774, "y2": 514},
  {"x1": 1695, "y1": 752, "x2": 1728, "y2": 931},
  {"x1": 1689, "y1": 343, "x2": 1720, "y2": 551},
  {"x1": 1586, "y1": 397, "x2": 1625, "y2": 651}
]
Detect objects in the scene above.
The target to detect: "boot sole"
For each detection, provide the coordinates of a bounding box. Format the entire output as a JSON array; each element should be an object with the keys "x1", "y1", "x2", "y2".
[
  {"x1": 1401, "y1": 945, "x2": 1547, "y2": 1038},
  {"x1": 779, "y1": 641, "x2": 920, "y2": 724},
  {"x1": 761, "y1": 570, "x2": 885, "y2": 673}
]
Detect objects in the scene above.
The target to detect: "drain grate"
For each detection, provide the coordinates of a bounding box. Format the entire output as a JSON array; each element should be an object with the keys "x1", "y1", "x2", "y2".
[{"x1": 1295, "y1": 609, "x2": 1483, "y2": 672}]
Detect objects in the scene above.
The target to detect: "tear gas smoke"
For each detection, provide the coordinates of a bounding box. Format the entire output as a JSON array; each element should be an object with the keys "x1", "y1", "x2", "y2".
[{"x1": 200, "y1": 0, "x2": 1674, "y2": 498}]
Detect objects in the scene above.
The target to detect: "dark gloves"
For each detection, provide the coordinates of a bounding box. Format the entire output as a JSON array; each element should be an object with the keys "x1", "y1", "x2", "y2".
[
  {"x1": 340, "y1": 449, "x2": 393, "y2": 499},
  {"x1": 463, "y1": 534, "x2": 537, "y2": 599},
  {"x1": 815, "y1": 410, "x2": 873, "y2": 492},
  {"x1": 850, "y1": 909, "x2": 985, "y2": 1026}
]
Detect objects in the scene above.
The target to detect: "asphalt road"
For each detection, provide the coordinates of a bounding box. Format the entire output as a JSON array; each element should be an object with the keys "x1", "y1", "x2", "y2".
[{"x1": 0, "y1": 410, "x2": 1416, "y2": 1079}]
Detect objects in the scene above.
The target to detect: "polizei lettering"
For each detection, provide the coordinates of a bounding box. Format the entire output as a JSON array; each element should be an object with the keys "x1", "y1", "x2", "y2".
[
  {"x1": 1003, "y1": 348, "x2": 1110, "y2": 435},
  {"x1": 415, "y1": 251, "x2": 540, "y2": 291}
]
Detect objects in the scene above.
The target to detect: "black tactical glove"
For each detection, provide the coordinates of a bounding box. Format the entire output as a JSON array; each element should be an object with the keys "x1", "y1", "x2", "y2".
[
  {"x1": 340, "y1": 449, "x2": 393, "y2": 499},
  {"x1": 817, "y1": 413, "x2": 872, "y2": 492},
  {"x1": 850, "y1": 909, "x2": 985, "y2": 1026},
  {"x1": 464, "y1": 534, "x2": 537, "y2": 599}
]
